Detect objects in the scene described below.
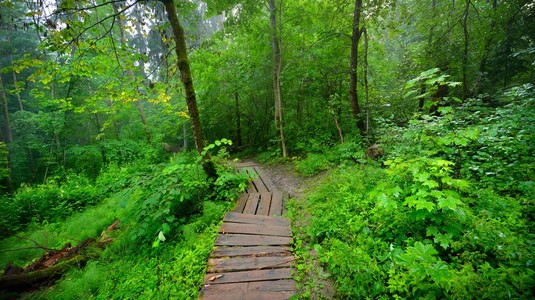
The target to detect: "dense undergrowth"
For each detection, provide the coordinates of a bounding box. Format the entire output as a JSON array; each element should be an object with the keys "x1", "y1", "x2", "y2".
[
  {"x1": 0, "y1": 142, "x2": 248, "y2": 299},
  {"x1": 289, "y1": 84, "x2": 534, "y2": 299}
]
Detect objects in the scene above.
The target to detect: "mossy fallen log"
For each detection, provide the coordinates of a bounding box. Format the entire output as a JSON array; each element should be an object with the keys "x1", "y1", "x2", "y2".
[
  {"x1": 0, "y1": 220, "x2": 120, "y2": 292},
  {"x1": 0, "y1": 255, "x2": 89, "y2": 291}
]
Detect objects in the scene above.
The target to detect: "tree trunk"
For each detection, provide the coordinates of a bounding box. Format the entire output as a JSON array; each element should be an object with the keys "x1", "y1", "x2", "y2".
[
  {"x1": 234, "y1": 92, "x2": 242, "y2": 147},
  {"x1": 162, "y1": 0, "x2": 217, "y2": 178},
  {"x1": 0, "y1": 75, "x2": 13, "y2": 143},
  {"x1": 268, "y1": 0, "x2": 287, "y2": 158},
  {"x1": 7, "y1": 33, "x2": 23, "y2": 111},
  {"x1": 363, "y1": 26, "x2": 370, "y2": 139},
  {"x1": 461, "y1": 0, "x2": 470, "y2": 100},
  {"x1": 350, "y1": 0, "x2": 366, "y2": 136}
]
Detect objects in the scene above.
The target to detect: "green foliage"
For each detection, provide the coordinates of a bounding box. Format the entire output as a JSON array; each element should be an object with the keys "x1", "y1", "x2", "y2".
[
  {"x1": 1, "y1": 150, "x2": 242, "y2": 299},
  {"x1": 294, "y1": 153, "x2": 332, "y2": 177},
  {"x1": 0, "y1": 175, "x2": 103, "y2": 238},
  {"x1": 291, "y1": 84, "x2": 534, "y2": 298},
  {"x1": 293, "y1": 141, "x2": 365, "y2": 177}
]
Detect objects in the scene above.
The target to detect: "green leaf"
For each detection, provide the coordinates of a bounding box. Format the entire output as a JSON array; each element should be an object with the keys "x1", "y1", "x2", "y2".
[
  {"x1": 433, "y1": 233, "x2": 453, "y2": 249},
  {"x1": 158, "y1": 230, "x2": 166, "y2": 242}
]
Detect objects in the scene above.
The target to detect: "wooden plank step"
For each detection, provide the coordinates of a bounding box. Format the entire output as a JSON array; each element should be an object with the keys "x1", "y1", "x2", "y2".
[
  {"x1": 233, "y1": 193, "x2": 249, "y2": 213},
  {"x1": 201, "y1": 289, "x2": 293, "y2": 300},
  {"x1": 215, "y1": 234, "x2": 292, "y2": 246},
  {"x1": 256, "y1": 193, "x2": 272, "y2": 216},
  {"x1": 220, "y1": 223, "x2": 291, "y2": 237},
  {"x1": 207, "y1": 256, "x2": 294, "y2": 273},
  {"x1": 211, "y1": 246, "x2": 291, "y2": 258},
  {"x1": 204, "y1": 268, "x2": 292, "y2": 284},
  {"x1": 251, "y1": 172, "x2": 269, "y2": 193},
  {"x1": 269, "y1": 191, "x2": 283, "y2": 216},
  {"x1": 243, "y1": 193, "x2": 260, "y2": 214},
  {"x1": 224, "y1": 212, "x2": 290, "y2": 227},
  {"x1": 236, "y1": 161, "x2": 258, "y2": 168},
  {"x1": 254, "y1": 166, "x2": 278, "y2": 192},
  {"x1": 202, "y1": 279, "x2": 295, "y2": 293}
]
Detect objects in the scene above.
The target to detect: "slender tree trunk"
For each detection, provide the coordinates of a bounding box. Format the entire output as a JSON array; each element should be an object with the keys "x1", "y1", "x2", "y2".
[
  {"x1": 268, "y1": 0, "x2": 287, "y2": 158},
  {"x1": 0, "y1": 76, "x2": 13, "y2": 143},
  {"x1": 363, "y1": 27, "x2": 370, "y2": 139},
  {"x1": 7, "y1": 33, "x2": 23, "y2": 111},
  {"x1": 461, "y1": 0, "x2": 470, "y2": 100},
  {"x1": 234, "y1": 92, "x2": 242, "y2": 147},
  {"x1": 162, "y1": 0, "x2": 216, "y2": 178},
  {"x1": 478, "y1": 0, "x2": 497, "y2": 91},
  {"x1": 182, "y1": 121, "x2": 188, "y2": 150},
  {"x1": 350, "y1": 0, "x2": 366, "y2": 135}
]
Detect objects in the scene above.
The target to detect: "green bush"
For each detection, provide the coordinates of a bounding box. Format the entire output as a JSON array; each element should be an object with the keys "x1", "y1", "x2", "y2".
[{"x1": 294, "y1": 153, "x2": 332, "y2": 177}]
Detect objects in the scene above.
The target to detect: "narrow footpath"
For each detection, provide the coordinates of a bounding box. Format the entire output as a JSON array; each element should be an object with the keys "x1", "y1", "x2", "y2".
[{"x1": 198, "y1": 161, "x2": 296, "y2": 300}]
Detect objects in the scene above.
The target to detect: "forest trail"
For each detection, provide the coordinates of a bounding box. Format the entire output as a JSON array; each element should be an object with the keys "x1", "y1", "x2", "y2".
[{"x1": 198, "y1": 161, "x2": 296, "y2": 300}]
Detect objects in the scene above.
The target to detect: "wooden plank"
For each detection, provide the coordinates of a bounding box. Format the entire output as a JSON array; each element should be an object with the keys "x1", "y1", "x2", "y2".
[
  {"x1": 269, "y1": 191, "x2": 283, "y2": 216},
  {"x1": 223, "y1": 212, "x2": 290, "y2": 227},
  {"x1": 236, "y1": 161, "x2": 258, "y2": 168},
  {"x1": 243, "y1": 193, "x2": 260, "y2": 214},
  {"x1": 233, "y1": 193, "x2": 248, "y2": 213},
  {"x1": 219, "y1": 222, "x2": 290, "y2": 237},
  {"x1": 215, "y1": 234, "x2": 292, "y2": 246},
  {"x1": 256, "y1": 193, "x2": 272, "y2": 216},
  {"x1": 211, "y1": 246, "x2": 291, "y2": 258},
  {"x1": 207, "y1": 256, "x2": 294, "y2": 273},
  {"x1": 204, "y1": 268, "x2": 292, "y2": 284},
  {"x1": 254, "y1": 166, "x2": 278, "y2": 192},
  {"x1": 252, "y1": 174, "x2": 269, "y2": 193},
  {"x1": 220, "y1": 223, "x2": 291, "y2": 237},
  {"x1": 247, "y1": 180, "x2": 257, "y2": 193},
  {"x1": 201, "y1": 290, "x2": 293, "y2": 300},
  {"x1": 202, "y1": 279, "x2": 295, "y2": 292}
]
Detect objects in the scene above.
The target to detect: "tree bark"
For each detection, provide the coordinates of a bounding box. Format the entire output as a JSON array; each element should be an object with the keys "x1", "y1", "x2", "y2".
[
  {"x1": 363, "y1": 26, "x2": 370, "y2": 139},
  {"x1": 461, "y1": 0, "x2": 470, "y2": 100},
  {"x1": 268, "y1": 0, "x2": 287, "y2": 158},
  {"x1": 350, "y1": 0, "x2": 366, "y2": 136},
  {"x1": 0, "y1": 75, "x2": 13, "y2": 143},
  {"x1": 234, "y1": 92, "x2": 242, "y2": 147},
  {"x1": 162, "y1": 0, "x2": 217, "y2": 178}
]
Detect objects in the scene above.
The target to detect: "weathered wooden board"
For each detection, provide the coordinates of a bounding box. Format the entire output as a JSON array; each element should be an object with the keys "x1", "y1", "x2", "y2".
[
  {"x1": 220, "y1": 223, "x2": 291, "y2": 237},
  {"x1": 215, "y1": 234, "x2": 292, "y2": 247},
  {"x1": 269, "y1": 191, "x2": 283, "y2": 216},
  {"x1": 211, "y1": 246, "x2": 291, "y2": 258},
  {"x1": 202, "y1": 279, "x2": 295, "y2": 292},
  {"x1": 251, "y1": 175, "x2": 269, "y2": 194},
  {"x1": 253, "y1": 166, "x2": 278, "y2": 192},
  {"x1": 256, "y1": 193, "x2": 272, "y2": 216},
  {"x1": 201, "y1": 290, "x2": 294, "y2": 300},
  {"x1": 207, "y1": 256, "x2": 294, "y2": 273},
  {"x1": 233, "y1": 193, "x2": 249, "y2": 214},
  {"x1": 223, "y1": 212, "x2": 290, "y2": 227},
  {"x1": 236, "y1": 161, "x2": 258, "y2": 168},
  {"x1": 204, "y1": 268, "x2": 292, "y2": 284},
  {"x1": 243, "y1": 193, "x2": 260, "y2": 214}
]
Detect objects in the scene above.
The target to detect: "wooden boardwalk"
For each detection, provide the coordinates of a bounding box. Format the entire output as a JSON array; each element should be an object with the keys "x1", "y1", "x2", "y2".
[{"x1": 199, "y1": 162, "x2": 296, "y2": 300}]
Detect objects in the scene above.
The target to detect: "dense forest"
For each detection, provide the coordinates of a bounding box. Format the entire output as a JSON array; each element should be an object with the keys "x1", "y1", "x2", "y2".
[{"x1": 0, "y1": 0, "x2": 533, "y2": 299}]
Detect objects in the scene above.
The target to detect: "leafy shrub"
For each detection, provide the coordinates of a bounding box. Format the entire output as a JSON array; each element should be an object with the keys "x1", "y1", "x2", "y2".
[
  {"x1": 294, "y1": 153, "x2": 332, "y2": 177},
  {"x1": 292, "y1": 162, "x2": 534, "y2": 299},
  {"x1": 65, "y1": 145, "x2": 103, "y2": 179}
]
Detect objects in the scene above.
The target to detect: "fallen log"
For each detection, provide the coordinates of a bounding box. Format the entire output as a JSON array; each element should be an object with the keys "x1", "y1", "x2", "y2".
[
  {"x1": 0, "y1": 255, "x2": 89, "y2": 291},
  {"x1": 0, "y1": 220, "x2": 120, "y2": 292}
]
